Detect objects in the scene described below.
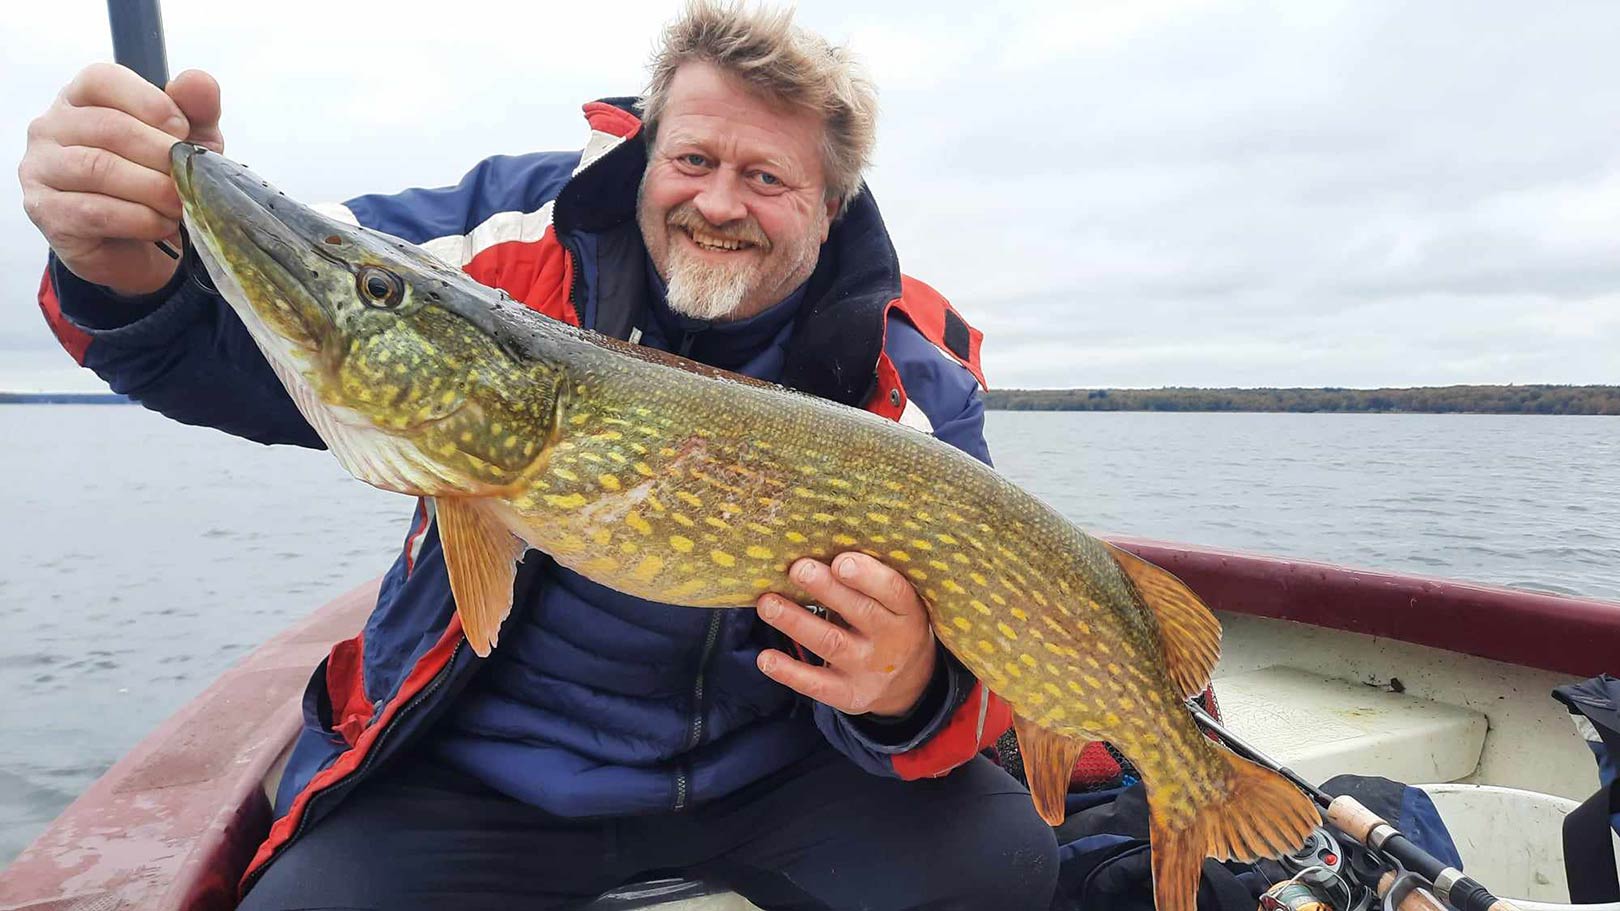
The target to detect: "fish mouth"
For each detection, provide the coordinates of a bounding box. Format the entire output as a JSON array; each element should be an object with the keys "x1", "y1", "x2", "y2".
[{"x1": 171, "y1": 142, "x2": 343, "y2": 325}]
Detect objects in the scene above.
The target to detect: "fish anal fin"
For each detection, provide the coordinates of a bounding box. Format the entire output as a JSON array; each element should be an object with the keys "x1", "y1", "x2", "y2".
[
  {"x1": 1104, "y1": 542, "x2": 1221, "y2": 699},
  {"x1": 435, "y1": 497, "x2": 526, "y2": 657},
  {"x1": 1012, "y1": 713, "x2": 1087, "y2": 826}
]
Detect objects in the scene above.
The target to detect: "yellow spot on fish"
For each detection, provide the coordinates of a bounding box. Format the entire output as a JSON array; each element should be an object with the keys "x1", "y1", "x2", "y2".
[
  {"x1": 1067, "y1": 680, "x2": 1085, "y2": 695},
  {"x1": 439, "y1": 391, "x2": 456, "y2": 405},
  {"x1": 826, "y1": 478, "x2": 851, "y2": 489},
  {"x1": 619, "y1": 541, "x2": 640, "y2": 556},
  {"x1": 888, "y1": 550, "x2": 910, "y2": 562},
  {"x1": 911, "y1": 539, "x2": 934, "y2": 551},
  {"x1": 591, "y1": 529, "x2": 612, "y2": 546},
  {"x1": 812, "y1": 513, "x2": 835, "y2": 523},
  {"x1": 976, "y1": 641, "x2": 996, "y2": 654},
  {"x1": 866, "y1": 512, "x2": 889, "y2": 524},
  {"x1": 1010, "y1": 607, "x2": 1028, "y2": 621},
  {"x1": 936, "y1": 533, "x2": 958, "y2": 545},
  {"x1": 626, "y1": 513, "x2": 652, "y2": 535},
  {"x1": 785, "y1": 531, "x2": 808, "y2": 543},
  {"x1": 598, "y1": 474, "x2": 621, "y2": 491},
  {"x1": 989, "y1": 592, "x2": 1007, "y2": 606},
  {"x1": 674, "y1": 492, "x2": 701, "y2": 509},
  {"x1": 705, "y1": 517, "x2": 731, "y2": 531},
  {"x1": 833, "y1": 534, "x2": 857, "y2": 546},
  {"x1": 545, "y1": 493, "x2": 587, "y2": 509},
  {"x1": 952, "y1": 553, "x2": 971, "y2": 565},
  {"x1": 672, "y1": 514, "x2": 695, "y2": 527},
  {"x1": 1019, "y1": 654, "x2": 1037, "y2": 668},
  {"x1": 670, "y1": 536, "x2": 694, "y2": 553},
  {"x1": 929, "y1": 560, "x2": 950, "y2": 572},
  {"x1": 1107, "y1": 664, "x2": 1122, "y2": 676},
  {"x1": 711, "y1": 550, "x2": 736, "y2": 567},
  {"x1": 633, "y1": 462, "x2": 655, "y2": 477},
  {"x1": 569, "y1": 413, "x2": 590, "y2": 426},
  {"x1": 969, "y1": 600, "x2": 991, "y2": 616},
  {"x1": 969, "y1": 572, "x2": 988, "y2": 586},
  {"x1": 906, "y1": 568, "x2": 929, "y2": 582},
  {"x1": 942, "y1": 579, "x2": 966, "y2": 595},
  {"x1": 597, "y1": 431, "x2": 622, "y2": 441},
  {"x1": 952, "y1": 617, "x2": 973, "y2": 632},
  {"x1": 746, "y1": 545, "x2": 774, "y2": 560},
  {"x1": 996, "y1": 622, "x2": 1019, "y2": 640},
  {"x1": 553, "y1": 468, "x2": 579, "y2": 482},
  {"x1": 492, "y1": 423, "x2": 504, "y2": 434}
]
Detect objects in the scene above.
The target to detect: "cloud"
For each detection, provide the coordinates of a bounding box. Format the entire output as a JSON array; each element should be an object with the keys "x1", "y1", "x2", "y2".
[{"x1": 3, "y1": 0, "x2": 1616, "y2": 389}]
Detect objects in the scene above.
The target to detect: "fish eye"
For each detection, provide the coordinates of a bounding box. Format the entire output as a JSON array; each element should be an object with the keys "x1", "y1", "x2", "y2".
[{"x1": 357, "y1": 267, "x2": 404, "y2": 309}]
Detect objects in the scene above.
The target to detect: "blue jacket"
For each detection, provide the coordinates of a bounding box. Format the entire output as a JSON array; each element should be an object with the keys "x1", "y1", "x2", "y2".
[{"x1": 38, "y1": 98, "x2": 1015, "y2": 890}]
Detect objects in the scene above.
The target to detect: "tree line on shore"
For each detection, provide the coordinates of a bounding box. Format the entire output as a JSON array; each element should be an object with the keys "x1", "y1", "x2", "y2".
[{"x1": 984, "y1": 385, "x2": 1620, "y2": 415}]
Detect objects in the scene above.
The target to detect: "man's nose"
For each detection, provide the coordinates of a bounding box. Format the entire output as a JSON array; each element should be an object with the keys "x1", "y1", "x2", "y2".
[{"x1": 691, "y1": 173, "x2": 748, "y2": 226}]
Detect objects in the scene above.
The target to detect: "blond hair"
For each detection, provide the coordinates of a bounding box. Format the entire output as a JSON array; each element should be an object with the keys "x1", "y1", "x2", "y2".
[{"x1": 640, "y1": 1, "x2": 878, "y2": 216}]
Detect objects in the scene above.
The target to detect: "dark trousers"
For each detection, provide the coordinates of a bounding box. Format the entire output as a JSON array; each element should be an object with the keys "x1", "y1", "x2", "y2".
[{"x1": 238, "y1": 748, "x2": 1057, "y2": 911}]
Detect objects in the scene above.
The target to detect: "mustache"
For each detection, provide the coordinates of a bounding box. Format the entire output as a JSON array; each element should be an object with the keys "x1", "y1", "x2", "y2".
[{"x1": 666, "y1": 204, "x2": 771, "y2": 251}]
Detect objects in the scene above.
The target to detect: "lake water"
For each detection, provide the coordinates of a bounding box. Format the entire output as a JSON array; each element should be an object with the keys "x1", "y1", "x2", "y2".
[{"x1": 1, "y1": 406, "x2": 1617, "y2": 865}]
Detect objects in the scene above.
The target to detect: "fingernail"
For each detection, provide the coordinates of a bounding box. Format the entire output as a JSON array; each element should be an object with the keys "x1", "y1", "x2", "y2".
[
  {"x1": 836, "y1": 556, "x2": 858, "y2": 580},
  {"x1": 758, "y1": 598, "x2": 779, "y2": 619},
  {"x1": 165, "y1": 114, "x2": 190, "y2": 137},
  {"x1": 793, "y1": 560, "x2": 817, "y2": 583},
  {"x1": 758, "y1": 653, "x2": 775, "y2": 672}
]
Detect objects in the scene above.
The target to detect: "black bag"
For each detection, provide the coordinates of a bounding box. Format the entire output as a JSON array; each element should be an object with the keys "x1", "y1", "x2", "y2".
[{"x1": 1552, "y1": 675, "x2": 1620, "y2": 903}]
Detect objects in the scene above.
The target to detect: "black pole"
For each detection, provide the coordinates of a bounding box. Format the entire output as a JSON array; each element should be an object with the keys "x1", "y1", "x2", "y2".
[
  {"x1": 106, "y1": 0, "x2": 179, "y2": 260},
  {"x1": 107, "y1": 0, "x2": 169, "y2": 88}
]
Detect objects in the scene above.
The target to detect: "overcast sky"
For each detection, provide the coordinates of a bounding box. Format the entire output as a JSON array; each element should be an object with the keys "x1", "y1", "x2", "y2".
[{"x1": 3, "y1": 0, "x2": 1617, "y2": 389}]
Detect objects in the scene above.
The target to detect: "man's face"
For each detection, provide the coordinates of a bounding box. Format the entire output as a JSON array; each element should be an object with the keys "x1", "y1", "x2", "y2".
[{"x1": 638, "y1": 61, "x2": 838, "y2": 322}]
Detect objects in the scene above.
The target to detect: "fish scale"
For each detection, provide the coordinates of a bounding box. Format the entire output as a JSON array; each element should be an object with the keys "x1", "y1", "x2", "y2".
[{"x1": 173, "y1": 142, "x2": 1321, "y2": 911}]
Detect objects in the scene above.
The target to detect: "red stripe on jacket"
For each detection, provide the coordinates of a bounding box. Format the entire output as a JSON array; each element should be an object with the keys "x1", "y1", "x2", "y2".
[{"x1": 38, "y1": 269, "x2": 92, "y2": 365}]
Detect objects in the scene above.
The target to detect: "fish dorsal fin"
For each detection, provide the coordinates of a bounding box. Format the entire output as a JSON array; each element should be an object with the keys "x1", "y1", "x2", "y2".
[
  {"x1": 1012, "y1": 713, "x2": 1088, "y2": 826},
  {"x1": 1103, "y1": 542, "x2": 1222, "y2": 699},
  {"x1": 435, "y1": 497, "x2": 526, "y2": 657}
]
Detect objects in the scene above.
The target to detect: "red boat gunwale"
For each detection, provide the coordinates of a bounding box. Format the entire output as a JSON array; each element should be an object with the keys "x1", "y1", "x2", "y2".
[{"x1": 1, "y1": 540, "x2": 1616, "y2": 910}]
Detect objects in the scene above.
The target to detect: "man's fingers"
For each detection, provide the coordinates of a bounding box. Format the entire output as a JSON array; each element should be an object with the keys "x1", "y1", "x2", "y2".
[
  {"x1": 29, "y1": 144, "x2": 181, "y2": 219},
  {"x1": 166, "y1": 70, "x2": 224, "y2": 152},
  {"x1": 826, "y1": 552, "x2": 924, "y2": 618},
  {"x1": 756, "y1": 648, "x2": 858, "y2": 713},
  {"x1": 46, "y1": 104, "x2": 187, "y2": 174},
  {"x1": 788, "y1": 557, "x2": 894, "y2": 632},
  {"x1": 62, "y1": 62, "x2": 189, "y2": 138},
  {"x1": 31, "y1": 188, "x2": 179, "y2": 243},
  {"x1": 756, "y1": 593, "x2": 862, "y2": 664}
]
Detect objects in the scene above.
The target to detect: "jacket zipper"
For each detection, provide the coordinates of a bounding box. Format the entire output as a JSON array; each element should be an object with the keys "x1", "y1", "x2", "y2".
[
  {"x1": 241, "y1": 640, "x2": 466, "y2": 893},
  {"x1": 673, "y1": 612, "x2": 724, "y2": 810}
]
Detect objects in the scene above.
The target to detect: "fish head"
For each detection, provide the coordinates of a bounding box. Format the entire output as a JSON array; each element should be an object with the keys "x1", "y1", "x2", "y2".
[{"x1": 172, "y1": 142, "x2": 564, "y2": 495}]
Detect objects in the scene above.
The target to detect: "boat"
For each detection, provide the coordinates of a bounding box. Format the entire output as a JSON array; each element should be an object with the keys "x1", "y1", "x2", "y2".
[{"x1": 1, "y1": 536, "x2": 1616, "y2": 911}]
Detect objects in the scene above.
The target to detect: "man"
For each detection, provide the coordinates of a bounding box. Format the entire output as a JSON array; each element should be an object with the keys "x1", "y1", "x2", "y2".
[{"x1": 20, "y1": 4, "x2": 1058, "y2": 909}]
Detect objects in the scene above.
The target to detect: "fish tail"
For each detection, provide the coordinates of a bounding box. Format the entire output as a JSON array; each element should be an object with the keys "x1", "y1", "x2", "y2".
[{"x1": 1146, "y1": 750, "x2": 1320, "y2": 911}]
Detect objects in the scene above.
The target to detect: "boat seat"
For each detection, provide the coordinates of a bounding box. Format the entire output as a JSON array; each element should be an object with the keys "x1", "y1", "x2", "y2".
[{"x1": 1211, "y1": 664, "x2": 1489, "y2": 786}]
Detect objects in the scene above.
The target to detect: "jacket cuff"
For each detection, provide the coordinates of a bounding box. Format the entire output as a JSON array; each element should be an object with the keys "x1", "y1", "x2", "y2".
[
  {"x1": 836, "y1": 642, "x2": 970, "y2": 754},
  {"x1": 50, "y1": 253, "x2": 211, "y2": 348}
]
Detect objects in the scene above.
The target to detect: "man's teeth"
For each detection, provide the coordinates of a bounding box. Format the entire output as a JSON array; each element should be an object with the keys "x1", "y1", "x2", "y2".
[{"x1": 686, "y1": 229, "x2": 749, "y2": 251}]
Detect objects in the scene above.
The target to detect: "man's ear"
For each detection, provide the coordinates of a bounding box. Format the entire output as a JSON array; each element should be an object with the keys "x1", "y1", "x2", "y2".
[{"x1": 822, "y1": 197, "x2": 838, "y2": 241}]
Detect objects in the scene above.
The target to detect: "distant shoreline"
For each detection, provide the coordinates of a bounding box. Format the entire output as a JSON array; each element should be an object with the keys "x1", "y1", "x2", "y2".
[
  {"x1": 7, "y1": 385, "x2": 1617, "y2": 414},
  {"x1": 0, "y1": 391, "x2": 131, "y2": 404},
  {"x1": 985, "y1": 384, "x2": 1620, "y2": 415}
]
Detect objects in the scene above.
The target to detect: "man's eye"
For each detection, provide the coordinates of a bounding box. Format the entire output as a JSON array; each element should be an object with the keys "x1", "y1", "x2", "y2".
[
  {"x1": 754, "y1": 171, "x2": 781, "y2": 187},
  {"x1": 681, "y1": 153, "x2": 709, "y2": 168}
]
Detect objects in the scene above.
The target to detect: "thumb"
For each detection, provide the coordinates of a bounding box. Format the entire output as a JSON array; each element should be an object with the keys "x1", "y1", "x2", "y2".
[{"x1": 166, "y1": 69, "x2": 224, "y2": 153}]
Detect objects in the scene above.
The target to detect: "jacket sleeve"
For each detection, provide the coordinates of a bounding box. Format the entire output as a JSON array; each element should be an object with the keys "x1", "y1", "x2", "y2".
[
  {"x1": 812, "y1": 319, "x2": 1014, "y2": 779},
  {"x1": 36, "y1": 150, "x2": 582, "y2": 447}
]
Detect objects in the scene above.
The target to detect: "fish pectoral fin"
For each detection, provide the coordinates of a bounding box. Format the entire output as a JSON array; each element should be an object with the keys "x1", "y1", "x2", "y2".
[
  {"x1": 435, "y1": 497, "x2": 526, "y2": 658},
  {"x1": 1011, "y1": 713, "x2": 1088, "y2": 827},
  {"x1": 1103, "y1": 542, "x2": 1221, "y2": 699}
]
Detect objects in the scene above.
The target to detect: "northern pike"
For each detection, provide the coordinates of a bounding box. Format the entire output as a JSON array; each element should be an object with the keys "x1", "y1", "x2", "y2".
[{"x1": 171, "y1": 142, "x2": 1319, "y2": 911}]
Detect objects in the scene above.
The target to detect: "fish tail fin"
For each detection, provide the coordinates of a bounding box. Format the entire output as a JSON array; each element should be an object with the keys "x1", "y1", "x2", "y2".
[{"x1": 1147, "y1": 750, "x2": 1320, "y2": 911}]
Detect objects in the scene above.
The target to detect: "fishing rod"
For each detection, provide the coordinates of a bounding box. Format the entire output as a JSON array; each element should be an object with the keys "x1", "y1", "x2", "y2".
[
  {"x1": 1186, "y1": 700, "x2": 1522, "y2": 911},
  {"x1": 106, "y1": 0, "x2": 180, "y2": 261}
]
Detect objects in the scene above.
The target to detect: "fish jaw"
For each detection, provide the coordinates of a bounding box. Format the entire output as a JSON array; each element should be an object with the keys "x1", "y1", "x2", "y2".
[{"x1": 171, "y1": 143, "x2": 563, "y2": 496}]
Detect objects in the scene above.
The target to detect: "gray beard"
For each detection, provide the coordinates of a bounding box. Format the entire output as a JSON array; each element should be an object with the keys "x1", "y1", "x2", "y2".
[{"x1": 663, "y1": 252, "x2": 757, "y2": 321}]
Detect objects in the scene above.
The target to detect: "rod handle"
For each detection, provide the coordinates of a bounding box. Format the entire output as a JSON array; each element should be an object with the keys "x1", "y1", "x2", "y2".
[
  {"x1": 1487, "y1": 901, "x2": 1522, "y2": 911},
  {"x1": 1325, "y1": 795, "x2": 1385, "y2": 842}
]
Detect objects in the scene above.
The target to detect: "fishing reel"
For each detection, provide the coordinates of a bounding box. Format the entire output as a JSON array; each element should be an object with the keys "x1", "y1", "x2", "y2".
[{"x1": 1261, "y1": 828, "x2": 1375, "y2": 911}]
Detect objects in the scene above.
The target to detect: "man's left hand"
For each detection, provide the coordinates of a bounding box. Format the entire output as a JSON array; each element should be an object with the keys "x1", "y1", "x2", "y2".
[{"x1": 755, "y1": 552, "x2": 937, "y2": 718}]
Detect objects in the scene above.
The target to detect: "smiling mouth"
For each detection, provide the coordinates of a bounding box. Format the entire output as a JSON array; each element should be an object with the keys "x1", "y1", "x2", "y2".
[{"x1": 680, "y1": 226, "x2": 759, "y2": 253}]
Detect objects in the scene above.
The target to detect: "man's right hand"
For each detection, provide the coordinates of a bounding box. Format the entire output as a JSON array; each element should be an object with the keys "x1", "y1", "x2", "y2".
[{"x1": 18, "y1": 64, "x2": 225, "y2": 297}]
